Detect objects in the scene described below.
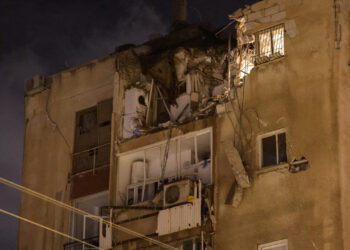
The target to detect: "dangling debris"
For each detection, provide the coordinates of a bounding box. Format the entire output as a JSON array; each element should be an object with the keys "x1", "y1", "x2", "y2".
[{"x1": 222, "y1": 140, "x2": 250, "y2": 188}]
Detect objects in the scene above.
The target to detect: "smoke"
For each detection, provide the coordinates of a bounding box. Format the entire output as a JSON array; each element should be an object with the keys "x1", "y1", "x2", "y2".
[{"x1": 62, "y1": 0, "x2": 169, "y2": 68}]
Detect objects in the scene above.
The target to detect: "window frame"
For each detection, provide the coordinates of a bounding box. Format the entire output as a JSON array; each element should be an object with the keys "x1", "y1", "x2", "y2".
[
  {"x1": 69, "y1": 191, "x2": 109, "y2": 242},
  {"x1": 116, "y1": 127, "x2": 213, "y2": 206},
  {"x1": 72, "y1": 98, "x2": 113, "y2": 175},
  {"x1": 258, "y1": 239, "x2": 288, "y2": 250},
  {"x1": 257, "y1": 128, "x2": 287, "y2": 168},
  {"x1": 255, "y1": 24, "x2": 285, "y2": 64}
]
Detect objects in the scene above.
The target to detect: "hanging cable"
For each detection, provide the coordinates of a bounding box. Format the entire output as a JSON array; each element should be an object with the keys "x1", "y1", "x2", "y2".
[
  {"x1": 160, "y1": 128, "x2": 173, "y2": 183},
  {"x1": 0, "y1": 208, "x2": 104, "y2": 250},
  {"x1": 0, "y1": 177, "x2": 178, "y2": 250}
]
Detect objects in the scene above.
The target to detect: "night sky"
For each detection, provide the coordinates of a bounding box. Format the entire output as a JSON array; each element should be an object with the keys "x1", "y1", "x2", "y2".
[{"x1": 0, "y1": 0, "x2": 257, "y2": 248}]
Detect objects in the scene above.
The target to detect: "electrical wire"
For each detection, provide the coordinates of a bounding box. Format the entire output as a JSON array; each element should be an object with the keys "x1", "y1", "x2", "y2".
[
  {"x1": 160, "y1": 128, "x2": 173, "y2": 183},
  {"x1": 45, "y1": 88, "x2": 72, "y2": 153},
  {"x1": 0, "y1": 177, "x2": 178, "y2": 250},
  {"x1": 0, "y1": 208, "x2": 104, "y2": 250}
]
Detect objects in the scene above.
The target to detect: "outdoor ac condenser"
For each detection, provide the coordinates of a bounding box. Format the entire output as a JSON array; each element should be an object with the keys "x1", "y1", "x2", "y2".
[{"x1": 163, "y1": 179, "x2": 193, "y2": 207}]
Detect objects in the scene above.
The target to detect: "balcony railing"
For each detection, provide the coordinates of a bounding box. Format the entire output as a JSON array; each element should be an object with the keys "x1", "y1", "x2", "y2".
[
  {"x1": 72, "y1": 143, "x2": 110, "y2": 175},
  {"x1": 63, "y1": 236, "x2": 99, "y2": 250}
]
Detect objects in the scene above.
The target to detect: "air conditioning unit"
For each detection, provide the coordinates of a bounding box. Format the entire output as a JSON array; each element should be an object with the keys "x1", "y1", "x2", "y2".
[
  {"x1": 163, "y1": 179, "x2": 193, "y2": 207},
  {"x1": 25, "y1": 74, "x2": 46, "y2": 93}
]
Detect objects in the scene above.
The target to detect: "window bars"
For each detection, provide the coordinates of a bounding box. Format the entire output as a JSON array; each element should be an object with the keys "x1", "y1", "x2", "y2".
[{"x1": 255, "y1": 24, "x2": 285, "y2": 64}]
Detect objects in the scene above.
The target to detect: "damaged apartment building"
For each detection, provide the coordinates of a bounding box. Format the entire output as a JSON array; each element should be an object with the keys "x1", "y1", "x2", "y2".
[{"x1": 18, "y1": 0, "x2": 350, "y2": 249}]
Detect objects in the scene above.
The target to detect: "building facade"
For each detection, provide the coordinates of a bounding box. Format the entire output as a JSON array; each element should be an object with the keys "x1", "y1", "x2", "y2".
[{"x1": 18, "y1": 0, "x2": 350, "y2": 249}]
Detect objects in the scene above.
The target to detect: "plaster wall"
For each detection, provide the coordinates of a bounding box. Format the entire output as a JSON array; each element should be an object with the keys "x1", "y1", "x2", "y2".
[
  {"x1": 215, "y1": 0, "x2": 343, "y2": 249},
  {"x1": 336, "y1": 0, "x2": 350, "y2": 249},
  {"x1": 18, "y1": 55, "x2": 116, "y2": 250}
]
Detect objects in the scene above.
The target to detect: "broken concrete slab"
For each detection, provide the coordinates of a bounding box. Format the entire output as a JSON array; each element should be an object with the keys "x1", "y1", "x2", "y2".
[{"x1": 223, "y1": 140, "x2": 250, "y2": 188}]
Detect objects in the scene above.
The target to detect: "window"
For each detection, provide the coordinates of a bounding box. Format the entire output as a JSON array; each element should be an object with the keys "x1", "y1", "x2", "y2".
[
  {"x1": 127, "y1": 180, "x2": 159, "y2": 205},
  {"x1": 255, "y1": 24, "x2": 285, "y2": 64},
  {"x1": 72, "y1": 99, "x2": 112, "y2": 175},
  {"x1": 171, "y1": 238, "x2": 201, "y2": 250},
  {"x1": 69, "y1": 191, "x2": 108, "y2": 245},
  {"x1": 259, "y1": 129, "x2": 287, "y2": 168},
  {"x1": 258, "y1": 239, "x2": 288, "y2": 250},
  {"x1": 116, "y1": 128, "x2": 212, "y2": 206}
]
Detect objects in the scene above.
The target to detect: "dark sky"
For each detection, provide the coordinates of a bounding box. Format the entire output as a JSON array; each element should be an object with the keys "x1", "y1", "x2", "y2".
[{"x1": 0, "y1": 0, "x2": 257, "y2": 248}]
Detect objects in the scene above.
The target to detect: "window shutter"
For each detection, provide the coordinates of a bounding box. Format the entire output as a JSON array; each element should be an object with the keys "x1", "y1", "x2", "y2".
[
  {"x1": 74, "y1": 107, "x2": 98, "y2": 153},
  {"x1": 97, "y1": 99, "x2": 112, "y2": 145}
]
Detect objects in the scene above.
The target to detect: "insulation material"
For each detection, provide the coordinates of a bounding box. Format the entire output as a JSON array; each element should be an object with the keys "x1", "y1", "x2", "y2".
[
  {"x1": 170, "y1": 94, "x2": 191, "y2": 122},
  {"x1": 173, "y1": 48, "x2": 189, "y2": 83},
  {"x1": 222, "y1": 140, "x2": 250, "y2": 188}
]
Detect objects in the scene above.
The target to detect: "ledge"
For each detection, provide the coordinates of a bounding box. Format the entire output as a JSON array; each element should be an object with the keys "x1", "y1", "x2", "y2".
[{"x1": 256, "y1": 163, "x2": 289, "y2": 175}]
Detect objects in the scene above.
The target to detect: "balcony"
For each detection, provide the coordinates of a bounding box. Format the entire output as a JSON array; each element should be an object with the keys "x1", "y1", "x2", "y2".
[{"x1": 63, "y1": 236, "x2": 98, "y2": 250}]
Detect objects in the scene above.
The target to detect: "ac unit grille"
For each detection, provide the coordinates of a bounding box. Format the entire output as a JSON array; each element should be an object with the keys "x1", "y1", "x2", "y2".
[{"x1": 165, "y1": 185, "x2": 180, "y2": 204}]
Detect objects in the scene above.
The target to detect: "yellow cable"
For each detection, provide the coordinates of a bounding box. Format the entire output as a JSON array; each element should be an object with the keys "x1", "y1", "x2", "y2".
[
  {"x1": 0, "y1": 177, "x2": 178, "y2": 250},
  {"x1": 0, "y1": 208, "x2": 104, "y2": 250}
]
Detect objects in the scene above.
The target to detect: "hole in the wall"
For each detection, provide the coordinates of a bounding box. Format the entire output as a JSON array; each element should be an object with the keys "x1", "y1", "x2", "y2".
[{"x1": 138, "y1": 95, "x2": 146, "y2": 105}]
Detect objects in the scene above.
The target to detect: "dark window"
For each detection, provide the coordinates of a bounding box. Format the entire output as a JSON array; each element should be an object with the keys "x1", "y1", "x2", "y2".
[
  {"x1": 72, "y1": 99, "x2": 112, "y2": 175},
  {"x1": 261, "y1": 131, "x2": 287, "y2": 167},
  {"x1": 79, "y1": 110, "x2": 97, "y2": 135},
  {"x1": 262, "y1": 135, "x2": 276, "y2": 167},
  {"x1": 278, "y1": 133, "x2": 287, "y2": 163}
]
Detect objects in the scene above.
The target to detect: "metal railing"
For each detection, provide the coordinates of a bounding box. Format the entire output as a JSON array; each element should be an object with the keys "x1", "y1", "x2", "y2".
[
  {"x1": 72, "y1": 143, "x2": 110, "y2": 175},
  {"x1": 255, "y1": 24, "x2": 285, "y2": 64},
  {"x1": 63, "y1": 236, "x2": 99, "y2": 250}
]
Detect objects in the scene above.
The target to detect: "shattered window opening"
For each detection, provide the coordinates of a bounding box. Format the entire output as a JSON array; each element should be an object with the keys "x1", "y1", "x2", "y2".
[
  {"x1": 260, "y1": 130, "x2": 287, "y2": 168},
  {"x1": 256, "y1": 24, "x2": 285, "y2": 64}
]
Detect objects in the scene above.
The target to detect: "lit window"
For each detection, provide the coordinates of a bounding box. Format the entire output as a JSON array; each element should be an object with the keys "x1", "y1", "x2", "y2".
[
  {"x1": 240, "y1": 52, "x2": 255, "y2": 79},
  {"x1": 258, "y1": 239, "x2": 288, "y2": 250},
  {"x1": 256, "y1": 24, "x2": 285, "y2": 64},
  {"x1": 259, "y1": 130, "x2": 287, "y2": 168}
]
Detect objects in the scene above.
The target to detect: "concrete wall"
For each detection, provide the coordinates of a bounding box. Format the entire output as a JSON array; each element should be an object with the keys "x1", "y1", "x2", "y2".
[
  {"x1": 18, "y1": 55, "x2": 116, "y2": 250},
  {"x1": 336, "y1": 0, "x2": 350, "y2": 249},
  {"x1": 215, "y1": 0, "x2": 343, "y2": 249}
]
